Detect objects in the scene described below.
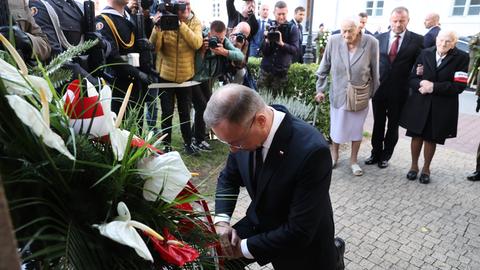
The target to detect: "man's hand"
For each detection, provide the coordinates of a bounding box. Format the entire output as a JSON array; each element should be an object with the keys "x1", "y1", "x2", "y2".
[
  {"x1": 315, "y1": 92, "x2": 325, "y2": 103},
  {"x1": 127, "y1": 0, "x2": 139, "y2": 13},
  {"x1": 276, "y1": 31, "x2": 285, "y2": 47},
  {"x1": 418, "y1": 80, "x2": 434, "y2": 94},
  {"x1": 211, "y1": 43, "x2": 229, "y2": 57},
  {"x1": 416, "y1": 64, "x2": 424, "y2": 76},
  {"x1": 215, "y1": 221, "x2": 244, "y2": 259}
]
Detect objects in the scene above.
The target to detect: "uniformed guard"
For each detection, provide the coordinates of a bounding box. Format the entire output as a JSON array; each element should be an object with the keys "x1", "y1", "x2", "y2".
[
  {"x1": 29, "y1": 0, "x2": 109, "y2": 85},
  {"x1": 1, "y1": 0, "x2": 51, "y2": 62},
  {"x1": 95, "y1": 0, "x2": 154, "y2": 116}
]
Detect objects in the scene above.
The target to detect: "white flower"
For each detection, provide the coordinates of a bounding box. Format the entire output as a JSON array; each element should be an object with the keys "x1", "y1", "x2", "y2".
[
  {"x1": 138, "y1": 152, "x2": 191, "y2": 203},
  {"x1": 93, "y1": 202, "x2": 154, "y2": 262},
  {"x1": 109, "y1": 128, "x2": 132, "y2": 161},
  {"x1": 0, "y1": 58, "x2": 52, "y2": 101},
  {"x1": 5, "y1": 95, "x2": 74, "y2": 160}
]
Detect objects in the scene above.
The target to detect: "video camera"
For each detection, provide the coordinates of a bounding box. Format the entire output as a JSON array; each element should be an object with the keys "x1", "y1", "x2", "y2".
[
  {"x1": 156, "y1": 0, "x2": 186, "y2": 31},
  {"x1": 266, "y1": 21, "x2": 289, "y2": 43}
]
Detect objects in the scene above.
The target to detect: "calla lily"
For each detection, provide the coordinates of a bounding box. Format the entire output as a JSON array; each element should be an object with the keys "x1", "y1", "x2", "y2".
[
  {"x1": 138, "y1": 152, "x2": 191, "y2": 203},
  {"x1": 5, "y1": 95, "x2": 74, "y2": 160},
  {"x1": 94, "y1": 202, "x2": 168, "y2": 262},
  {"x1": 0, "y1": 58, "x2": 52, "y2": 101}
]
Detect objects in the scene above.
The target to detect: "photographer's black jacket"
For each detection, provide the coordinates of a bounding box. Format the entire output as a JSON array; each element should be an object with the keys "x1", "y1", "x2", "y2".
[
  {"x1": 260, "y1": 22, "x2": 299, "y2": 75},
  {"x1": 226, "y1": 0, "x2": 258, "y2": 39}
]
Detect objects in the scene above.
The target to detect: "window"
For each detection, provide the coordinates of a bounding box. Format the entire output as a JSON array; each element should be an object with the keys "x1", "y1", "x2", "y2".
[
  {"x1": 212, "y1": 0, "x2": 221, "y2": 17},
  {"x1": 366, "y1": 1, "x2": 384, "y2": 17},
  {"x1": 452, "y1": 0, "x2": 480, "y2": 16}
]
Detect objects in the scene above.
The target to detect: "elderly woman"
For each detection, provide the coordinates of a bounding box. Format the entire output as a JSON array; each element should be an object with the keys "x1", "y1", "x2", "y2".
[
  {"x1": 315, "y1": 18, "x2": 379, "y2": 176},
  {"x1": 400, "y1": 30, "x2": 469, "y2": 184}
]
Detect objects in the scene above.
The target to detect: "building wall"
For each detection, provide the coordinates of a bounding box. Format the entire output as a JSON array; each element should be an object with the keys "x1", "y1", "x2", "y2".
[{"x1": 93, "y1": 0, "x2": 479, "y2": 36}]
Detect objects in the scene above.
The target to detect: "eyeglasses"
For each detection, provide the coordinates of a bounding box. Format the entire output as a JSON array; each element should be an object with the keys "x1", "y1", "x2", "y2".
[{"x1": 218, "y1": 114, "x2": 256, "y2": 150}]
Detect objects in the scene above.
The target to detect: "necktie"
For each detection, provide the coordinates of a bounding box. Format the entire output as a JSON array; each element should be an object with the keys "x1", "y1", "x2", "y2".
[
  {"x1": 252, "y1": 146, "x2": 263, "y2": 193},
  {"x1": 389, "y1": 35, "x2": 400, "y2": 63},
  {"x1": 261, "y1": 20, "x2": 265, "y2": 32},
  {"x1": 437, "y1": 57, "x2": 443, "y2": 67}
]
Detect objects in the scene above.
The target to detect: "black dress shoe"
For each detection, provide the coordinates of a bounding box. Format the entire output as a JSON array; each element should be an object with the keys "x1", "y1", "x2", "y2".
[
  {"x1": 467, "y1": 171, "x2": 480, "y2": 181},
  {"x1": 334, "y1": 237, "x2": 345, "y2": 270},
  {"x1": 365, "y1": 156, "x2": 379, "y2": 165},
  {"x1": 406, "y1": 170, "x2": 418, "y2": 180},
  {"x1": 419, "y1": 173, "x2": 430, "y2": 184},
  {"x1": 378, "y1": 160, "x2": 389, "y2": 168}
]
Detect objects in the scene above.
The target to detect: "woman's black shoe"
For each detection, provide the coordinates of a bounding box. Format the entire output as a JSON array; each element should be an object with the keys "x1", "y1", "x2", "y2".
[
  {"x1": 406, "y1": 170, "x2": 418, "y2": 180},
  {"x1": 419, "y1": 173, "x2": 430, "y2": 184}
]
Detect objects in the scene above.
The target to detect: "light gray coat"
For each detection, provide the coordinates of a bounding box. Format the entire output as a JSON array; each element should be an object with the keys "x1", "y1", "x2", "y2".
[{"x1": 316, "y1": 33, "x2": 380, "y2": 109}]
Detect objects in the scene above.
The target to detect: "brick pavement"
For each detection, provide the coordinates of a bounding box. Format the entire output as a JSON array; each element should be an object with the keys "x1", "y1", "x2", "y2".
[{"x1": 217, "y1": 111, "x2": 480, "y2": 269}]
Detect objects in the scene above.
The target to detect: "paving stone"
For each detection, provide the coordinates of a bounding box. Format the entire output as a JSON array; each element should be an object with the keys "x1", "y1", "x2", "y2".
[{"x1": 211, "y1": 112, "x2": 480, "y2": 269}]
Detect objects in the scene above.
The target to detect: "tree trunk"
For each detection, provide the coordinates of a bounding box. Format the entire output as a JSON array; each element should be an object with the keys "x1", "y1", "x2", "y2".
[{"x1": 0, "y1": 176, "x2": 21, "y2": 270}]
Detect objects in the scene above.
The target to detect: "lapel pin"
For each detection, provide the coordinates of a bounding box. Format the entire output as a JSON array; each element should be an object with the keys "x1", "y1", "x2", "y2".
[{"x1": 279, "y1": 150, "x2": 284, "y2": 155}]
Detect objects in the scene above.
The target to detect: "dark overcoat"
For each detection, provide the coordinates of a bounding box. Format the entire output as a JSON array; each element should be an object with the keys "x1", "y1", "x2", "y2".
[{"x1": 400, "y1": 47, "x2": 469, "y2": 141}]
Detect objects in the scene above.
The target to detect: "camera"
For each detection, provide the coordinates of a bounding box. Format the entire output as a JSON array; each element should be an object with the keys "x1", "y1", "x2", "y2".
[
  {"x1": 208, "y1": 36, "x2": 219, "y2": 48},
  {"x1": 233, "y1": 32, "x2": 246, "y2": 43},
  {"x1": 266, "y1": 21, "x2": 288, "y2": 43},
  {"x1": 156, "y1": 0, "x2": 186, "y2": 31},
  {"x1": 141, "y1": 0, "x2": 154, "y2": 10}
]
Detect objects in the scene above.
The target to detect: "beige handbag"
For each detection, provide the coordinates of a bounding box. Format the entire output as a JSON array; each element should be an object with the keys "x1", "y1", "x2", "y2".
[{"x1": 345, "y1": 69, "x2": 370, "y2": 112}]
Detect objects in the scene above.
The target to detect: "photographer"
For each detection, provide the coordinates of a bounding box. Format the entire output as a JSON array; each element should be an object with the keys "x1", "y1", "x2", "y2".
[
  {"x1": 149, "y1": 0, "x2": 203, "y2": 154},
  {"x1": 227, "y1": 0, "x2": 258, "y2": 42},
  {"x1": 191, "y1": 20, "x2": 243, "y2": 151},
  {"x1": 258, "y1": 1, "x2": 299, "y2": 97},
  {"x1": 226, "y1": 22, "x2": 253, "y2": 87}
]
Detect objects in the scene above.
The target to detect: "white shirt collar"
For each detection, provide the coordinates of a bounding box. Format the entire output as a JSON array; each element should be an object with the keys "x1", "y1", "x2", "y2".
[
  {"x1": 101, "y1": 6, "x2": 131, "y2": 20},
  {"x1": 390, "y1": 30, "x2": 406, "y2": 40},
  {"x1": 260, "y1": 107, "x2": 286, "y2": 160}
]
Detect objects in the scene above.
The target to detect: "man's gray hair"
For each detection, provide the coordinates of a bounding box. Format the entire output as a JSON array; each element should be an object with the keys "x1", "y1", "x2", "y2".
[
  {"x1": 204, "y1": 84, "x2": 266, "y2": 128},
  {"x1": 391, "y1": 6, "x2": 409, "y2": 16}
]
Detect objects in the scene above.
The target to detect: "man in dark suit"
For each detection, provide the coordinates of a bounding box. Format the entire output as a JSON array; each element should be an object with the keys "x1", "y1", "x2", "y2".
[
  {"x1": 423, "y1": 13, "x2": 441, "y2": 48},
  {"x1": 204, "y1": 84, "x2": 341, "y2": 269},
  {"x1": 365, "y1": 6, "x2": 424, "y2": 168},
  {"x1": 249, "y1": 3, "x2": 270, "y2": 57},
  {"x1": 291, "y1": 6, "x2": 305, "y2": 63}
]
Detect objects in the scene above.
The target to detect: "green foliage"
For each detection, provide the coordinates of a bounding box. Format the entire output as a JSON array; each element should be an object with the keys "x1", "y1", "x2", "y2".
[
  {"x1": 247, "y1": 59, "x2": 330, "y2": 138},
  {"x1": 0, "y1": 44, "x2": 217, "y2": 268}
]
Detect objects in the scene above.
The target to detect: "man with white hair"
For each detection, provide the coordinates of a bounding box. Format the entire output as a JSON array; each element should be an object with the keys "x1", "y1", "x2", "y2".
[{"x1": 423, "y1": 12, "x2": 441, "y2": 48}]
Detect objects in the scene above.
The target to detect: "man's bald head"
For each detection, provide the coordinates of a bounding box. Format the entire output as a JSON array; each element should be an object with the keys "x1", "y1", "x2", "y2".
[
  {"x1": 234, "y1": 21, "x2": 251, "y2": 38},
  {"x1": 424, "y1": 13, "x2": 440, "y2": 29}
]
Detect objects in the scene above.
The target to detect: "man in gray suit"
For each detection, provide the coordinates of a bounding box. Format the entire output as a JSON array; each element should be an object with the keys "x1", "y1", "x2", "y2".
[{"x1": 366, "y1": 7, "x2": 423, "y2": 168}]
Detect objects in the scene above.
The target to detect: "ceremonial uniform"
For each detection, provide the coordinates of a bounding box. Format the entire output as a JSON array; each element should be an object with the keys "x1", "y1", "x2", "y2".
[
  {"x1": 95, "y1": 6, "x2": 153, "y2": 114},
  {"x1": 30, "y1": 0, "x2": 107, "y2": 84}
]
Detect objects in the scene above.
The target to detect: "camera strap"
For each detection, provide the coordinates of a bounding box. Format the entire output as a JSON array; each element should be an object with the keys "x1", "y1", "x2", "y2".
[{"x1": 100, "y1": 14, "x2": 135, "y2": 49}]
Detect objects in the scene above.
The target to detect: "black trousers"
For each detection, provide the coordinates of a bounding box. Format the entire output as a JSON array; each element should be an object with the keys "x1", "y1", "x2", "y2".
[
  {"x1": 191, "y1": 80, "x2": 212, "y2": 142},
  {"x1": 159, "y1": 80, "x2": 193, "y2": 145},
  {"x1": 371, "y1": 97, "x2": 406, "y2": 160}
]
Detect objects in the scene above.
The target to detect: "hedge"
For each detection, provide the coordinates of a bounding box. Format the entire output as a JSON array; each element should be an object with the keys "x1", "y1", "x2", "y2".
[{"x1": 247, "y1": 58, "x2": 331, "y2": 138}]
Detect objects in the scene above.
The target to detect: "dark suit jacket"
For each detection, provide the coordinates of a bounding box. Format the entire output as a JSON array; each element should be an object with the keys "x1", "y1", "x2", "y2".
[
  {"x1": 215, "y1": 106, "x2": 336, "y2": 269},
  {"x1": 400, "y1": 47, "x2": 469, "y2": 140},
  {"x1": 424, "y1": 26, "x2": 441, "y2": 48},
  {"x1": 373, "y1": 30, "x2": 424, "y2": 101},
  {"x1": 291, "y1": 19, "x2": 304, "y2": 63}
]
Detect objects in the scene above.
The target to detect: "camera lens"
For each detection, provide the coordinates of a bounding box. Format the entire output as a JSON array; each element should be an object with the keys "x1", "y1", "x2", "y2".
[{"x1": 235, "y1": 34, "x2": 244, "y2": 43}]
